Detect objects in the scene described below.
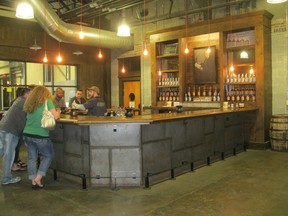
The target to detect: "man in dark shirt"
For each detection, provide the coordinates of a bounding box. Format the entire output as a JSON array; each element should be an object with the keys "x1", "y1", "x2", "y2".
[
  {"x1": 68, "y1": 89, "x2": 86, "y2": 108},
  {"x1": 72, "y1": 86, "x2": 107, "y2": 116},
  {"x1": 0, "y1": 87, "x2": 31, "y2": 184}
]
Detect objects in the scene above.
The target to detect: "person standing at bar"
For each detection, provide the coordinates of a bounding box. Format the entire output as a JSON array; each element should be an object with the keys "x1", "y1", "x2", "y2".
[
  {"x1": 0, "y1": 87, "x2": 31, "y2": 185},
  {"x1": 68, "y1": 89, "x2": 86, "y2": 108},
  {"x1": 23, "y1": 86, "x2": 60, "y2": 189},
  {"x1": 52, "y1": 87, "x2": 66, "y2": 108},
  {"x1": 72, "y1": 86, "x2": 107, "y2": 116}
]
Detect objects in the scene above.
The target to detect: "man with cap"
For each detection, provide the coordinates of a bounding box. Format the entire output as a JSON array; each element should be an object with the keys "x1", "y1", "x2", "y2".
[{"x1": 72, "y1": 86, "x2": 107, "y2": 116}]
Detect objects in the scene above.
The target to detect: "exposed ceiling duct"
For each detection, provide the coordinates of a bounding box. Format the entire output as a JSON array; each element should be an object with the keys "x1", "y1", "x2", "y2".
[{"x1": 27, "y1": 0, "x2": 134, "y2": 50}]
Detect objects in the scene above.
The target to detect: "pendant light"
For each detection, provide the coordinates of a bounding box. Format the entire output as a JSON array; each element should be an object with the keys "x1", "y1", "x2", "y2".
[
  {"x1": 229, "y1": 0, "x2": 234, "y2": 73},
  {"x1": 184, "y1": 0, "x2": 189, "y2": 54},
  {"x1": 117, "y1": 10, "x2": 130, "y2": 37},
  {"x1": 16, "y1": 2, "x2": 34, "y2": 19},
  {"x1": 98, "y1": 15, "x2": 103, "y2": 59},
  {"x1": 57, "y1": 0, "x2": 62, "y2": 63},
  {"x1": 143, "y1": 0, "x2": 148, "y2": 56},
  {"x1": 206, "y1": 0, "x2": 211, "y2": 54},
  {"x1": 121, "y1": 59, "x2": 126, "y2": 73},
  {"x1": 29, "y1": 39, "x2": 42, "y2": 51},
  {"x1": 43, "y1": 1, "x2": 48, "y2": 63},
  {"x1": 267, "y1": 0, "x2": 287, "y2": 3},
  {"x1": 79, "y1": 0, "x2": 84, "y2": 39}
]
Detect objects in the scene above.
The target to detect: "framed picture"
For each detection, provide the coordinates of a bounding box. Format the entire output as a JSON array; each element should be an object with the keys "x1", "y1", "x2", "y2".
[
  {"x1": 193, "y1": 46, "x2": 217, "y2": 84},
  {"x1": 163, "y1": 43, "x2": 178, "y2": 55}
]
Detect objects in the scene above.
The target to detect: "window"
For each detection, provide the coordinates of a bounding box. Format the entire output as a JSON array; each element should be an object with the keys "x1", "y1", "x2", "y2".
[{"x1": 0, "y1": 60, "x2": 78, "y2": 110}]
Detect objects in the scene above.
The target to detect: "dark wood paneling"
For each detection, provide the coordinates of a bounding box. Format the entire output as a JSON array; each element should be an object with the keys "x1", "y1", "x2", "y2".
[{"x1": 0, "y1": 16, "x2": 111, "y2": 107}]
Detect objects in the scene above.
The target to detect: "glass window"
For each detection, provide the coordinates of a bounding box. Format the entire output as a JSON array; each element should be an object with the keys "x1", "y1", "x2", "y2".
[{"x1": 0, "y1": 61, "x2": 78, "y2": 110}]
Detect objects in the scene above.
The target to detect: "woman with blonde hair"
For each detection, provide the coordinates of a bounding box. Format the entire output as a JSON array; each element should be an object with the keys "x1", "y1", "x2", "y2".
[{"x1": 23, "y1": 86, "x2": 60, "y2": 189}]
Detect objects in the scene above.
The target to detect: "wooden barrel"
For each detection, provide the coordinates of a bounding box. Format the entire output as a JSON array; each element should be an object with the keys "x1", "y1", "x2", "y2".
[{"x1": 270, "y1": 114, "x2": 288, "y2": 151}]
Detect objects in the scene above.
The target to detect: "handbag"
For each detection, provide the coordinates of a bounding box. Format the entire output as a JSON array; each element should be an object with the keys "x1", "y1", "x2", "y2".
[{"x1": 41, "y1": 100, "x2": 56, "y2": 130}]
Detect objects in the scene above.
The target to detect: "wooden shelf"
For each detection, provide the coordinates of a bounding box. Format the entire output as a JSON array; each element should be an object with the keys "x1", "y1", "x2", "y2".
[
  {"x1": 157, "y1": 54, "x2": 179, "y2": 59},
  {"x1": 157, "y1": 85, "x2": 179, "y2": 88},
  {"x1": 225, "y1": 45, "x2": 255, "y2": 51},
  {"x1": 224, "y1": 82, "x2": 256, "y2": 85},
  {"x1": 158, "y1": 69, "x2": 178, "y2": 73}
]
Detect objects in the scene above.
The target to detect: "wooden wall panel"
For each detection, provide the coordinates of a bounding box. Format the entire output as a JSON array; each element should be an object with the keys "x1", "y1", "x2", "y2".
[{"x1": 0, "y1": 17, "x2": 111, "y2": 107}]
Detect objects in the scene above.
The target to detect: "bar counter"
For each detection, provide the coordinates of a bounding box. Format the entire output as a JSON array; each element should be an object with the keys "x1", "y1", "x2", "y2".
[{"x1": 51, "y1": 107, "x2": 257, "y2": 188}]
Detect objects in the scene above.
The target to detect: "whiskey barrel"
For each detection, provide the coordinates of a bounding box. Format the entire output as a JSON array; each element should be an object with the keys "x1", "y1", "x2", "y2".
[{"x1": 270, "y1": 114, "x2": 288, "y2": 151}]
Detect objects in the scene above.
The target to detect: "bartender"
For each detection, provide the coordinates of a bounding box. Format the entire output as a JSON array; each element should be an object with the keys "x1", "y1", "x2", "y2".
[{"x1": 72, "y1": 86, "x2": 107, "y2": 116}]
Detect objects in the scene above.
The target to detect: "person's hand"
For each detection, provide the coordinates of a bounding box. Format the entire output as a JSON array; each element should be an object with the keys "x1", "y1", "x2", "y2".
[{"x1": 71, "y1": 101, "x2": 77, "y2": 108}]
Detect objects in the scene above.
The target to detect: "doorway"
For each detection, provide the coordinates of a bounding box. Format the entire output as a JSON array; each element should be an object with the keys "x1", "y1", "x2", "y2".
[{"x1": 123, "y1": 80, "x2": 141, "y2": 111}]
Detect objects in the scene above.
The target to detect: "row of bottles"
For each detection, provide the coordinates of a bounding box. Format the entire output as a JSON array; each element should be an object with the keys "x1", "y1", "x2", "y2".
[
  {"x1": 158, "y1": 76, "x2": 179, "y2": 86},
  {"x1": 158, "y1": 90, "x2": 180, "y2": 102},
  {"x1": 225, "y1": 73, "x2": 256, "y2": 83},
  {"x1": 225, "y1": 85, "x2": 256, "y2": 102},
  {"x1": 184, "y1": 86, "x2": 220, "y2": 102}
]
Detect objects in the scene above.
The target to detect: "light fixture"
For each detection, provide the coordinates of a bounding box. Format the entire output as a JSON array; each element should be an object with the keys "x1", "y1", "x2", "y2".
[
  {"x1": 57, "y1": 0, "x2": 62, "y2": 63},
  {"x1": 43, "y1": 2, "x2": 48, "y2": 63},
  {"x1": 98, "y1": 15, "x2": 103, "y2": 59},
  {"x1": 184, "y1": 0, "x2": 189, "y2": 54},
  {"x1": 57, "y1": 54, "x2": 62, "y2": 62},
  {"x1": 43, "y1": 52, "x2": 48, "y2": 63},
  {"x1": 207, "y1": 0, "x2": 211, "y2": 54},
  {"x1": 121, "y1": 58, "x2": 126, "y2": 73},
  {"x1": 240, "y1": 50, "x2": 249, "y2": 59},
  {"x1": 117, "y1": 10, "x2": 130, "y2": 37},
  {"x1": 98, "y1": 49, "x2": 103, "y2": 58},
  {"x1": 267, "y1": 0, "x2": 287, "y2": 3},
  {"x1": 16, "y1": 2, "x2": 34, "y2": 19},
  {"x1": 72, "y1": 51, "x2": 83, "y2": 56},
  {"x1": 29, "y1": 39, "x2": 42, "y2": 51},
  {"x1": 117, "y1": 24, "x2": 130, "y2": 37},
  {"x1": 143, "y1": 0, "x2": 148, "y2": 56},
  {"x1": 79, "y1": 0, "x2": 84, "y2": 39}
]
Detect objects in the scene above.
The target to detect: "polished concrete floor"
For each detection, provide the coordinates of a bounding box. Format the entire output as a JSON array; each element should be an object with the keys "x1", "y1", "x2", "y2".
[{"x1": 1, "y1": 148, "x2": 288, "y2": 216}]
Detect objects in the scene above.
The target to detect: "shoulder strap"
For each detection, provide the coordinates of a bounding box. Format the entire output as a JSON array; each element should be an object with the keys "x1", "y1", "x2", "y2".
[{"x1": 45, "y1": 100, "x2": 48, "y2": 111}]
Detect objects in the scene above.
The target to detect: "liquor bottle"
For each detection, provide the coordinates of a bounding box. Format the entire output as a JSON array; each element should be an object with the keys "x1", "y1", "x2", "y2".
[
  {"x1": 203, "y1": 86, "x2": 206, "y2": 96},
  {"x1": 208, "y1": 86, "x2": 212, "y2": 96},
  {"x1": 192, "y1": 86, "x2": 196, "y2": 97},
  {"x1": 197, "y1": 86, "x2": 201, "y2": 96}
]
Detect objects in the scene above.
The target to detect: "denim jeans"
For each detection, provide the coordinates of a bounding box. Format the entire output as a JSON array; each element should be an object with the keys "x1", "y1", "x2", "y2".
[
  {"x1": 0, "y1": 130, "x2": 19, "y2": 183},
  {"x1": 23, "y1": 136, "x2": 54, "y2": 180}
]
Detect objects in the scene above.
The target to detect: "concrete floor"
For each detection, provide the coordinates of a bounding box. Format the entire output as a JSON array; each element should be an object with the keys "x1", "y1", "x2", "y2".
[{"x1": 1, "y1": 148, "x2": 288, "y2": 216}]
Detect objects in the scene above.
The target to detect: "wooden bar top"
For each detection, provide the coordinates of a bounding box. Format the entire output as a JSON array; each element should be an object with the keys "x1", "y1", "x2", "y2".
[{"x1": 57, "y1": 107, "x2": 258, "y2": 125}]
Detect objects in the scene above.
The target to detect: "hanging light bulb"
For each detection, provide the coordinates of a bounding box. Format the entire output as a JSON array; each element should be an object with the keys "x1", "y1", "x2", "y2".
[
  {"x1": 206, "y1": 47, "x2": 211, "y2": 54},
  {"x1": 184, "y1": 46, "x2": 189, "y2": 54},
  {"x1": 43, "y1": 52, "x2": 48, "y2": 63},
  {"x1": 121, "y1": 65, "x2": 126, "y2": 73},
  {"x1": 57, "y1": 53, "x2": 62, "y2": 62},
  {"x1": 98, "y1": 49, "x2": 103, "y2": 58},
  {"x1": 229, "y1": 65, "x2": 234, "y2": 72},
  {"x1": 79, "y1": 30, "x2": 84, "y2": 39},
  {"x1": 79, "y1": 0, "x2": 84, "y2": 39},
  {"x1": 143, "y1": 43, "x2": 148, "y2": 56},
  {"x1": 158, "y1": 70, "x2": 162, "y2": 76}
]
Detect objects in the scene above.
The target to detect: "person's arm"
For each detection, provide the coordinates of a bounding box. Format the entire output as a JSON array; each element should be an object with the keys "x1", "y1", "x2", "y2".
[
  {"x1": 72, "y1": 103, "x2": 86, "y2": 110},
  {"x1": 50, "y1": 108, "x2": 61, "y2": 119},
  {"x1": 47, "y1": 99, "x2": 61, "y2": 119},
  {"x1": 68, "y1": 97, "x2": 74, "y2": 108}
]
